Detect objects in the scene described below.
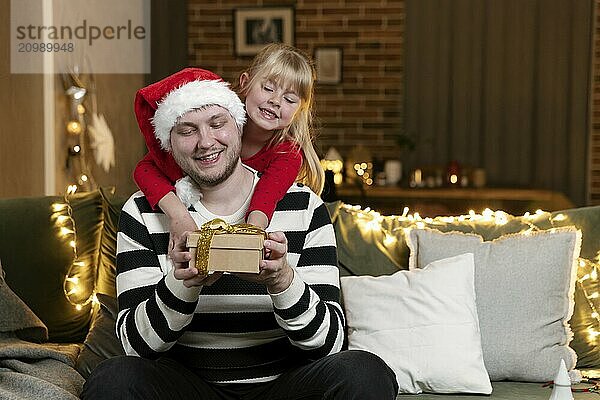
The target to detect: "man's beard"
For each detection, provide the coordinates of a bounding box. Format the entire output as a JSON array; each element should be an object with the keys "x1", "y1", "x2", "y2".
[{"x1": 173, "y1": 143, "x2": 240, "y2": 188}]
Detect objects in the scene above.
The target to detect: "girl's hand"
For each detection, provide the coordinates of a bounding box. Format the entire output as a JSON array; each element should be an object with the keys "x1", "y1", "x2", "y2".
[
  {"x1": 158, "y1": 192, "x2": 199, "y2": 252},
  {"x1": 246, "y1": 210, "x2": 268, "y2": 230},
  {"x1": 233, "y1": 231, "x2": 293, "y2": 294}
]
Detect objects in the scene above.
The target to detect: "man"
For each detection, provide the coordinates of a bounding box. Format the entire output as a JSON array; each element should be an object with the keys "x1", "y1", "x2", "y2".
[{"x1": 82, "y1": 68, "x2": 398, "y2": 399}]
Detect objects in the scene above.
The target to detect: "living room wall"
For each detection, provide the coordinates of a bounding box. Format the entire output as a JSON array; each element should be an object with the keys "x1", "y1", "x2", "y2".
[
  {"x1": 589, "y1": 0, "x2": 600, "y2": 205},
  {"x1": 188, "y1": 0, "x2": 600, "y2": 207},
  {"x1": 3, "y1": 0, "x2": 600, "y2": 207},
  {"x1": 187, "y1": 0, "x2": 404, "y2": 160}
]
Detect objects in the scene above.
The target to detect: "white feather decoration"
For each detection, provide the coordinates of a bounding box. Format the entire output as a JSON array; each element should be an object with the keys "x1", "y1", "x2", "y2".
[{"x1": 87, "y1": 113, "x2": 115, "y2": 172}]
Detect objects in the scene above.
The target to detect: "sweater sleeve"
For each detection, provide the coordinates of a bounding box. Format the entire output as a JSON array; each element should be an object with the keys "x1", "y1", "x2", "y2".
[
  {"x1": 115, "y1": 194, "x2": 201, "y2": 358},
  {"x1": 269, "y1": 191, "x2": 345, "y2": 359},
  {"x1": 133, "y1": 153, "x2": 179, "y2": 210},
  {"x1": 244, "y1": 141, "x2": 303, "y2": 222}
]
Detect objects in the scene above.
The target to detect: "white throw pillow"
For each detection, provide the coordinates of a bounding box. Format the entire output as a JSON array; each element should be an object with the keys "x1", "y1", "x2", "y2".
[
  {"x1": 341, "y1": 253, "x2": 492, "y2": 395},
  {"x1": 406, "y1": 227, "x2": 581, "y2": 382}
]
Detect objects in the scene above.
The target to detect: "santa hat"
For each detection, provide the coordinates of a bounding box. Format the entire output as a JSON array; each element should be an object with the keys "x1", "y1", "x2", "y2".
[{"x1": 135, "y1": 68, "x2": 246, "y2": 153}]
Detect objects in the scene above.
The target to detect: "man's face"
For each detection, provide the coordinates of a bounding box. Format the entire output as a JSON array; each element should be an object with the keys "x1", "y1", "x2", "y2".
[{"x1": 170, "y1": 105, "x2": 242, "y2": 187}]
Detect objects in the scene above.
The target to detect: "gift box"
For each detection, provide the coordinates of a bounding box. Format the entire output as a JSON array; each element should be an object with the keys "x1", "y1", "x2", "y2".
[{"x1": 186, "y1": 219, "x2": 265, "y2": 274}]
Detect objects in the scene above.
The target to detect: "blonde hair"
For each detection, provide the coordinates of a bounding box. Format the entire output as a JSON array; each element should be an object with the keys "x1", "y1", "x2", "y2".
[{"x1": 235, "y1": 43, "x2": 324, "y2": 195}]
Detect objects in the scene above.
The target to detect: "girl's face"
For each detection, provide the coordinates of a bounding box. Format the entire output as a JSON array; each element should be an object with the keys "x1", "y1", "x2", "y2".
[{"x1": 240, "y1": 73, "x2": 301, "y2": 133}]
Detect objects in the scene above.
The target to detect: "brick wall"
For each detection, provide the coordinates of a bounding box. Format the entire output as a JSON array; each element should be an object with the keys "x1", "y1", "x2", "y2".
[
  {"x1": 590, "y1": 0, "x2": 600, "y2": 204},
  {"x1": 187, "y1": 0, "x2": 405, "y2": 160},
  {"x1": 188, "y1": 1, "x2": 600, "y2": 206}
]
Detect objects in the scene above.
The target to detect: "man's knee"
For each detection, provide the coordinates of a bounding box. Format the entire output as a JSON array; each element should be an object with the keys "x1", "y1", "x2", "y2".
[
  {"x1": 335, "y1": 350, "x2": 395, "y2": 380},
  {"x1": 81, "y1": 356, "x2": 153, "y2": 399},
  {"x1": 329, "y1": 350, "x2": 398, "y2": 396}
]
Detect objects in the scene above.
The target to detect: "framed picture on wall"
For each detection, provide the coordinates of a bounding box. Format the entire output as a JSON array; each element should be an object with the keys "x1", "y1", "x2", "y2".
[
  {"x1": 314, "y1": 47, "x2": 343, "y2": 84},
  {"x1": 234, "y1": 7, "x2": 295, "y2": 56}
]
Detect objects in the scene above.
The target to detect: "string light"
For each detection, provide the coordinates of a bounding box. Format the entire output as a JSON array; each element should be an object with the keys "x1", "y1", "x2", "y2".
[
  {"x1": 340, "y1": 203, "x2": 600, "y2": 344},
  {"x1": 320, "y1": 159, "x2": 344, "y2": 185},
  {"x1": 52, "y1": 190, "x2": 97, "y2": 311}
]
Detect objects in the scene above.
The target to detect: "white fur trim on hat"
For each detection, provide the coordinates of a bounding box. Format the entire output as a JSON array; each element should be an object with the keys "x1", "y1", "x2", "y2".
[
  {"x1": 174, "y1": 176, "x2": 202, "y2": 208},
  {"x1": 152, "y1": 80, "x2": 246, "y2": 151}
]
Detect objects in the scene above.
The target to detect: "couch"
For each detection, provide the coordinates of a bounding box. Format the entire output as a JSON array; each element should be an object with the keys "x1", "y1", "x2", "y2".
[{"x1": 0, "y1": 187, "x2": 598, "y2": 399}]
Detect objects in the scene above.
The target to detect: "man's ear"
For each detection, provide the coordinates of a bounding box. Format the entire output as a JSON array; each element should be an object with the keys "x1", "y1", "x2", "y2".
[{"x1": 239, "y1": 72, "x2": 250, "y2": 90}]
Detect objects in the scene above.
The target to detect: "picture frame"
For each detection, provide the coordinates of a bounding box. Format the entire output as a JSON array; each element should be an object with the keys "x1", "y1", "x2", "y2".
[
  {"x1": 314, "y1": 47, "x2": 343, "y2": 84},
  {"x1": 234, "y1": 7, "x2": 295, "y2": 56}
]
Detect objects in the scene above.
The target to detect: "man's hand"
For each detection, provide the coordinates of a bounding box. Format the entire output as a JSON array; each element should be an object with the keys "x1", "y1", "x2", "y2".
[
  {"x1": 169, "y1": 231, "x2": 223, "y2": 288},
  {"x1": 234, "y1": 231, "x2": 293, "y2": 294}
]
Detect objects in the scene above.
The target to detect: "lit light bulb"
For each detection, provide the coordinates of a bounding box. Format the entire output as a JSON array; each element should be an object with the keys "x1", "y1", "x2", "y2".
[
  {"x1": 66, "y1": 121, "x2": 82, "y2": 135},
  {"x1": 552, "y1": 213, "x2": 567, "y2": 222},
  {"x1": 66, "y1": 276, "x2": 79, "y2": 284},
  {"x1": 60, "y1": 227, "x2": 74, "y2": 237},
  {"x1": 52, "y1": 203, "x2": 67, "y2": 212},
  {"x1": 383, "y1": 234, "x2": 397, "y2": 247},
  {"x1": 75, "y1": 304, "x2": 83, "y2": 311}
]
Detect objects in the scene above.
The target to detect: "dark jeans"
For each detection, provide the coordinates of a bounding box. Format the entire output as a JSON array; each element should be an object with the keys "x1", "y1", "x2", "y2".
[{"x1": 81, "y1": 350, "x2": 398, "y2": 400}]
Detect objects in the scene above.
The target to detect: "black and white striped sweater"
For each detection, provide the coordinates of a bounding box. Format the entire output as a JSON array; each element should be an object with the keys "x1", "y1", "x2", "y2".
[{"x1": 115, "y1": 181, "x2": 344, "y2": 384}]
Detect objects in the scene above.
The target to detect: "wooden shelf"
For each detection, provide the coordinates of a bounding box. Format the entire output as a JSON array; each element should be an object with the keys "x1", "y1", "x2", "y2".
[{"x1": 329, "y1": 186, "x2": 574, "y2": 217}]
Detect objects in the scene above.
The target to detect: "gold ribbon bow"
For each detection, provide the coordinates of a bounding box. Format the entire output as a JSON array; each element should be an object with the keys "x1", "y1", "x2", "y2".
[{"x1": 193, "y1": 218, "x2": 267, "y2": 275}]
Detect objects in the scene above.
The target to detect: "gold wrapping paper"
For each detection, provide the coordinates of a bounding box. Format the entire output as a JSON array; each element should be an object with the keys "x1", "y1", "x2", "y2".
[{"x1": 186, "y1": 219, "x2": 267, "y2": 274}]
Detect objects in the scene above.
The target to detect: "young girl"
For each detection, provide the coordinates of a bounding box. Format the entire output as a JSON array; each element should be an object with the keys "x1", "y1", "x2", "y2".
[{"x1": 133, "y1": 43, "x2": 324, "y2": 243}]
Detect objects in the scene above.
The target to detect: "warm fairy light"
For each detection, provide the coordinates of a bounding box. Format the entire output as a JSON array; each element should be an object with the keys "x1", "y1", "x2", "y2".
[
  {"x1": 321, "y1": 158, "x2": 344, "y2": 185},
  {"x1": 66, "y1": 276, "x2": 79, "y2": 284},
  {"x1": 52, "y1": 203, "x2": 67, "y2": 212},
  {"x1": 352, "y1": 162, "x2": 373, "y2": 186},
  {"x1": 67, "y1": 184, "x2": 78, "y2": 195},
  {"x1": 383, "y1": 234, "x2": 397, "y2": 247},
  {"x1": 552, "y1": 213, "x2": 567, "y2": 222},
  {"x1": 59, "y1": 227, "x2": 74, "y2": 236},
  {"x1": 450, "y1": 174, "x2": 458, "y2": 184},
  {"x1": 343, "y1": 202, "x2": 600, "y2": 338},
  {"x1": 54, "y1": 190, "x2": 97, "y2": 311},
  {"x1": 66, "y1": 120, "x2": 82, "y2": 135}
]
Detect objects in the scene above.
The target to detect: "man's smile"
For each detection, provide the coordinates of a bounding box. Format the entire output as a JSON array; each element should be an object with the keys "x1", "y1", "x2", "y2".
[{"x1": 193, "y1": 150, "x2": 223, "y2": 164}]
